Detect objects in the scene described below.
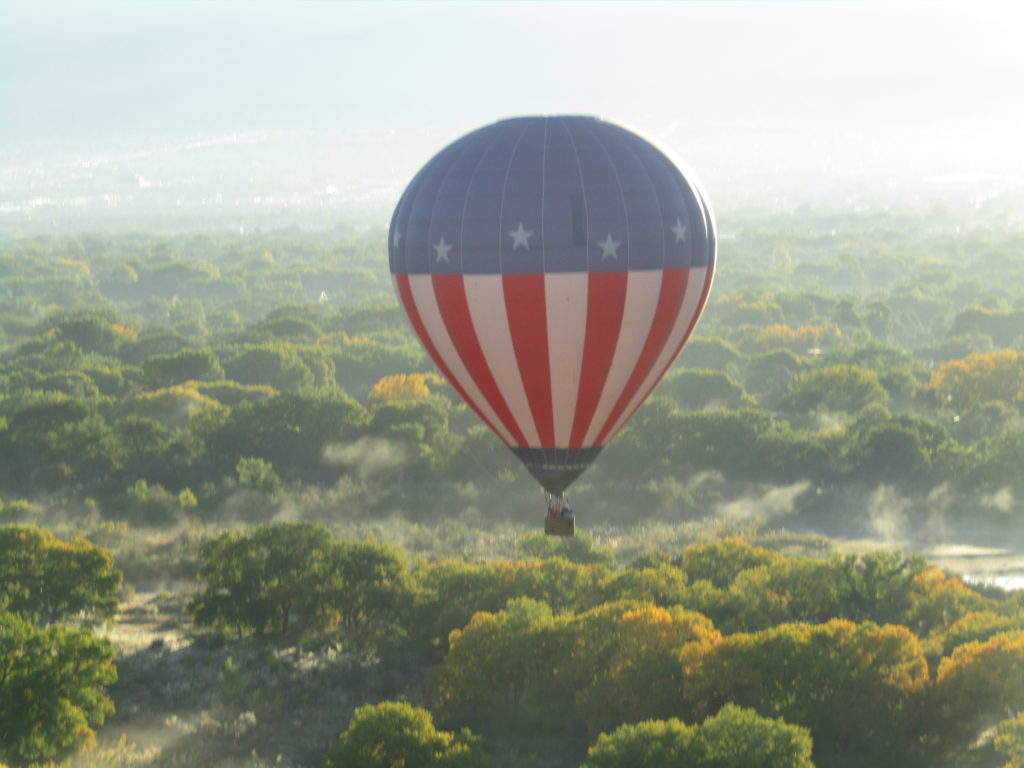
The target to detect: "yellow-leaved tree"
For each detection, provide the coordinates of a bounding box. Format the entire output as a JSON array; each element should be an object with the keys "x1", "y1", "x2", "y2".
[
  {"x1": 369, "y1": 373, "x2": 444, "y2": 403},
  {"x1": 925, "y1": 350, "x2": 1024, "y2": 412}
]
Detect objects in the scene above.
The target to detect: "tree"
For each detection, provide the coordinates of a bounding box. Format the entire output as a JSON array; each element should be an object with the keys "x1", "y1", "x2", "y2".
[
  {"x1": 582, "y1": 718, "x2": 699, "y2": 768},
  {"x1": 0, "y1": 393, "x2": 114, "y2": 490},
  {"x1": 675, "y1": 538, "x2": 782, "y2": 590},
  {"x1": 931, "y1": 631, "x2": 1024, "y2": 750},
  {"x1": 742, "y1": 349, "x2": 807, "y2": 405},
  {"x1": 938, "y1": 611, "x2": 1024, "y2": 659},
  {"x1": 656, "y1": 369, "x2": 756, "y2": 411},
  {"x1": 190, "y1": 523, "x2": 411, "y2": 643},
  {"x1": 325, "y1": 701, "x2": 488, "y2": 768},
  {"x1": 50, "y1": 313, "x2": 123, "y2": 355},
  {"x1": 949, "y1": 307, "x2": 1024, "y2": 347},
  {"x1": 112, "y1": 415, "x2": 173, "y2": 479},
  {"x1": 516, "y1": 530, "x2": 617, "y2": 568},
  {"x1": 925, "y1": 350, "x2": 1024, "y2": 412},
  {"x1": 596, "y1": 564, "x2": 692, "y2": 608},
  {"x1": 736, "y1": 324, "x2": 841, "y2": 356},
  {"x1": 996, "y1": 711, "x2": 1024, "y2": 768},
  {"x1": 369, "y1": 373, "x2": 445, "y2": 403},
  {"x1": 902, "y1": 567, "x2": 993, "y2": 638},
  {"x1": 141, "y1": 347, "x2": 225, "y2": 389},
  {"x1": 433, "y1": 597, "x2": 556, "y2": 727},
  {"x1": 569, "y1": 603, "x2": 721, "y2": 734},
  {"x1": 222, "y1": 343, "x2": 315, "y2": 392},
  {"x1": 198, "y1": 390, "x2": 367, "y2": 484},
  {"x1": 0, "y1": 611, "x2": 117, "y2": 766},
  {"x1": 696, "y1": 704, "x2": 815, "y2": 768},
  {"x1": 120, "y1": 385, "x2": 223, "y2": 430},
  {"x1": 663, "y1": 408, "x2": 776, "y2": 480},
  {"x1": 581, "y1": 705, "x2": 814, "y2": 768},
  {"x1": 721, "y1": 551, "x2": 930, "y2": 633},
  {"x1": 435, "y1": 599, "x2": 720, "y2": 735},
  {"x1": 413, "y1": 558, "x2": 604, "y2": 651},
  {"x1": 681, "y1": 619, "x2": 929, "y2": 761},
  {"x1": 783, "y1": 365, "x2": 888, "y2": 417},
  {"x1": 675, "y1": 336, "x2": 745, "y2": 372},
  {"x1": 190, "y1": 522, "x2": 337, "y2": 638},
  {"x1": 320, "y1": 539, "x2": 413, "y2": 644},
  {"x1": 0, "y1": 525, "x2": 121, "y2": 625},
  {"x1": 236, "y1": 456, "x2": 281, "y2": 495}
]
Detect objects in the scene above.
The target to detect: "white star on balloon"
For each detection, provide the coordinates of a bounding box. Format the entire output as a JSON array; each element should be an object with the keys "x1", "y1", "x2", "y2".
[
  {"x1": 508, "y1": 221, "x2": 534, "y2": 250},
  {"x1": 392, "y1": 230, "x2": 402, "y2": 247},
  {"x1": 671, "y1": 217, "x2": 688, "y2": 244},
  {"x1": 598, "y1": 232, "x2": 621, "y2": 261},
  {"x1": 433, "y1": 236, "x2": 453, "y2": 263}
]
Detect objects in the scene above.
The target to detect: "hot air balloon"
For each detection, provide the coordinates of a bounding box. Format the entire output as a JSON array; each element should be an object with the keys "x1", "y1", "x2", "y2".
[{"x1": 389, "y1": 116, "x2": 715, "y2": 534}]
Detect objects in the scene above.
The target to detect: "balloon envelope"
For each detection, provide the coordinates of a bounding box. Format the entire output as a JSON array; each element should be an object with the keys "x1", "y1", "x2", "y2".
[{"x1": 389, "y1": 115, "x2": 715, "y2": 495}]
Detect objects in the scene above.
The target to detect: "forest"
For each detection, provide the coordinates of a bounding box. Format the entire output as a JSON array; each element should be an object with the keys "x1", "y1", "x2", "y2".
[{"x1": 1, "y1": 196, "x2": 1023, "y2": 767}]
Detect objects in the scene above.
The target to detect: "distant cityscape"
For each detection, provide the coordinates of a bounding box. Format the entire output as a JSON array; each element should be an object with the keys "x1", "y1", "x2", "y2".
[{"x1": 2, "y1": 124, "x2": 1021, "y2": 235}]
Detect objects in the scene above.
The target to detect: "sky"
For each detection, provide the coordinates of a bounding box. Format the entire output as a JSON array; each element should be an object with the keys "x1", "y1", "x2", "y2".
[{"x1": 2, "y1": 1, "x2": 1023, "y2": 223}]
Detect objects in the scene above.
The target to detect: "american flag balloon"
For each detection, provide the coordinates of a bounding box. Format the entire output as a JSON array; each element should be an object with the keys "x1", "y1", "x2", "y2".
[{"x1": 389, "y1": 116, "x2": 715, "y2": 496}]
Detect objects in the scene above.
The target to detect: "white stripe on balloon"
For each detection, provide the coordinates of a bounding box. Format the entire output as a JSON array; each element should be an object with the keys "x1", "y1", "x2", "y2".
[
  {"x1": 462, "y1": 274, "x2": 541, "y2": 446},
  {"x1": 405, "y1": 274, "x2": 516, "y2": 446},
  {"x1": 545, "y1": 272, "x2": 589, "y2": 448},
  {"x1": 602, "y1": 266, "x2": 710, "y2": 443},
  {"x1": 582, "y1": 269, "x2": 664, "y2": 447}
]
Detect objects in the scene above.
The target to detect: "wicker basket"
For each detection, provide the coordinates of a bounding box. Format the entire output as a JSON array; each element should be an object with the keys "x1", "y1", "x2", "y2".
[{"x1": 544, "y1": 517, "x2": 575, "y2": 537}]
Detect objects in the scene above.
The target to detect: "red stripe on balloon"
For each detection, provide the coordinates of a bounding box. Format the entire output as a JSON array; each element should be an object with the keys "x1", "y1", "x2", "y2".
[
  {"x1": 592, "y1": 268, "x2": 690, "y2": 446},
  {"x1": 503, "y1": 273, "x2": 554, "y2": 448},
  {"x1": 394, "y1": 274, "x2": 509, "y2": 445},
  {"x1": 569, "y1": 271, "x2": 628, "y2": 448},
  {"x1": 432, "y1": 274, "x2": 528, "y2": 446},
  {"x1": 613, "y1": 266, "x2": 715, "y2": 441}
]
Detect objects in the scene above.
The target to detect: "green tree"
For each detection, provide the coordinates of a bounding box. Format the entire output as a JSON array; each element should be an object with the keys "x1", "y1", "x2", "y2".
[
  {"x1": 435, "y1": 599, "x2": 719, "y2": 735},
  {"x1": 413, "y1": 558, "x2": 604, "y2": 651},
  {"x1": 656, "y1": 369, "x2": 756, "y2": 411},
  {"x1": 0, "y1": 393, "x2": 118, "y2": 491},
  {"x1": 931, "y1": 631, "x2": 1024, "y2": 751},
  {"x1": 236, "y1": 456, "x2": 281, "y2": 495},
  {"x1": 696, "y1": 704, "x2": 815, "y2": 768},
  {"x1": 190, "y1": 522, "x2": 337, "y2": 638},
  {"x1": 902, "y1": 567, "x2": 993, "y2": 638},
  {"x1": 582, "y1": 718, "x2": 699, "y2": 768},
  {"x1": 996, "y1": 711, "x2": 1024, "y2": 768},
  {"x1": 596, "y1": 564, "x2": 692, "y2": 608},
  {"x1": 784, "y1": 364, "x2": 889, "y2": 417},
  {"x1": 721, "y1": 551, "x2": 931, "y2": 633},
  {"x1": 569, "y1": 603, "x2": 721, "y2": 734},
  {"x1": 676, "y1": 538, "x2": 783, "y2": 590},
  {"x1": 681, "y1": 619, "x2": 929, "y2": 762},
  {"x1": 198, "y1": 390, "x2": 367, "y2": 484},
  {"x1": 516, "y1": 530, "x2": 617, "y2": 568},
  {"x1": 320, "y1": 539, "x2": 412, "y2": 644},
  {"x1": 0, "y1": 525, "x2": 121, "y2": 625},
  {"x1": 582, "y1": 705, "x2": 814, "y2": 768},
  {"x1": 49, "y1": 313, "x2": 123, "y2": 355},
  {"x1": 742, "y1": 349, "x2": 807, "y2": 406},
  {"x1": 325, "y1": 701, "x2": 488, "y2": 768},
  {"x1": 190, "y1": 523, "x2": 410, "y2": 643},
  {"x1": 141, "y1": 347, "x2": 225, "y2": 389},
  {"x1": 434, "y1": 597, "x2": 556, "y2": 727},
  {"x1": 675, "y1": 336, "x2": 745, "y2": 371},
  {"x1": 0, "y1": 611, "x2": 117, "y2": 766},
  {"x1": 222, "y1": 343, "x2": 315, "y2": 391}
]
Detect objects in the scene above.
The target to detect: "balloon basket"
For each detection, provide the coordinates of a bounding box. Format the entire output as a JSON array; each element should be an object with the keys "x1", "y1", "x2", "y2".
[{"x1": 544, "y1": 516, "x2": 575, "y2": 537}]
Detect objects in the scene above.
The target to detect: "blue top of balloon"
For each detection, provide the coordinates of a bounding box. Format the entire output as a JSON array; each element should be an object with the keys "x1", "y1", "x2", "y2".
[{"x1": 389, "y1": 115, "x2": 714, "y2": 277}]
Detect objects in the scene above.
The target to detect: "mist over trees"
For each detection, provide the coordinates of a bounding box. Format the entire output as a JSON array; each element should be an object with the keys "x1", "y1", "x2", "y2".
[{"x1": 1, "y1": 203, "x2": 1023, "y2": 540}]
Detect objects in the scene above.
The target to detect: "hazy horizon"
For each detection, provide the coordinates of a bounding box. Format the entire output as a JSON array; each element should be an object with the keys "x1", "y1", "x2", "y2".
[{"x1": 3, "y1": 1, "x2": 1023, "y2": 232}]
